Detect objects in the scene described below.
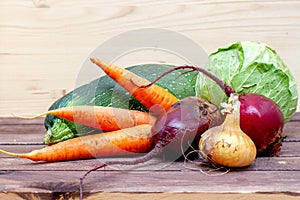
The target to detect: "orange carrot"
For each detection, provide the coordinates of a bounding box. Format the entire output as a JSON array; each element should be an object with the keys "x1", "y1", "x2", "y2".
[
  {"x1": 0, "y1": 125, "x2": 153, "y2": 162},
  {"x1": 90, "y1": 58, "x2": 179, "y2": 113},
  {"x1": 15, "y1": 106, "x2": 156, "y2": 131}
]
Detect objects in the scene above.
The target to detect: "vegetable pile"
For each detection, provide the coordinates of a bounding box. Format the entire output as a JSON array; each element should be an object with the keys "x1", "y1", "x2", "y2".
[
  {"x1": 0, "y1": 41, "x2": 298, "y2": 200},
  {"x1": 44, "y1": 63, "x2": 197, "y2": 144}
]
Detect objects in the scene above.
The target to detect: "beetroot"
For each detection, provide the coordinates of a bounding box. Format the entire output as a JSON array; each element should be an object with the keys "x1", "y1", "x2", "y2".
[
  {"x1": 239, "y1": 93, "x2": 284, "y2": 156},
  {"x1": 151, "y1": 96, "x2": 223, "y2": 158}
]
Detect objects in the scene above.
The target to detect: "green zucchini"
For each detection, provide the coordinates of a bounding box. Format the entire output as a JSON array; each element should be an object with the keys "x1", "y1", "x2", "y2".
[{"x1": 44, "y1": 64, "x2": 197, "y2": 145}]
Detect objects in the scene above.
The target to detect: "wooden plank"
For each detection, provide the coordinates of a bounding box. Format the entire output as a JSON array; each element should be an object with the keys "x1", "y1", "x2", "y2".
[
  {"x1": 290, "y1": 112, "x2": 300, "y2": 121},
  {"x1": 1, "y1": 0, "x2": 300, "y2": 116},
  {"x1": 0, "y1": 192, "x2": 299, "y2": 200},
  {"x1": 52, "y1": 193, "x2": 300, "y2": 200},
  {"x1": 280, "y1": 142, "x2": 300, "y2": 157},
  {"x1": 0, "y1": 170, "x2": 299, "y2": 197},
  {"x1": 0, "y1": 151, "x2": 299, "y2": 172},
  {"x1": 0, "y1": 118, "x2": 45, "y2": 146},
  {"x1": 66, "y1": 171, "x2": 300, "y2": 194},
  {"x1": 0, "y1": 117, "x2": 44, "y2": 125},
  {"x1": 283, "y1": 121, "x2": 300, "y2": 142},
  {"x1": 0, "y1": 125, "x2": 45, "y2": 144},
  {"x1": 0, "y1": 117, "x2": 298, "y2": 199},
  {"x1": 0, "y1": 118, "x2": 45, "y2": 145}
]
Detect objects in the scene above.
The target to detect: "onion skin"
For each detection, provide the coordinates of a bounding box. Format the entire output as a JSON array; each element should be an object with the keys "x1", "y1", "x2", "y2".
[
  {"x1": 199, "y1": 130, "x2": 257, "y2": 168},
  {"x1": 239, "y1": 93, "x2": 284, "y2": 156},
  {"x1": 199, "y1": 94, "x2": 257, "y2": 168}
]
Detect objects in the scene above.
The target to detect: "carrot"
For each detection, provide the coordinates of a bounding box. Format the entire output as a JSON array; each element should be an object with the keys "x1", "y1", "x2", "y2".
[
  {"x1": 0, "y1": 124, "x2": 153, "y2": 162},
  {"x1": 90, "y1": 58, "x2": 179, "y2": 113},
  {"x1": 78, "y1": 96, "x2": 223, "y2": 200},
  {"x1": 15, "y1": 106, "x2": 156, "y2": 131}
]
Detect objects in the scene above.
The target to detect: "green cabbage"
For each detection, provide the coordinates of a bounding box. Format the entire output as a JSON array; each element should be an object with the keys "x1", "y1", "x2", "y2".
[{"x1": 196, "y1": 41, "x2": 298, "y2": 122}]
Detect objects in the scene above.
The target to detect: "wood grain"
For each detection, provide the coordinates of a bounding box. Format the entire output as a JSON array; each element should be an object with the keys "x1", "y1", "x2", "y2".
[
  {"x1": 1, "y1": 0, "x2": 300, "y2": 116},
  {"x1": 0, "y1": 116, "x2": 299, "y2": 199},
  {"x1": 0, "y1": 155, "x2": 300, "y2": 171},
  {"x1": 0, "y1": 171, "x2": 299, "y2": 200}
]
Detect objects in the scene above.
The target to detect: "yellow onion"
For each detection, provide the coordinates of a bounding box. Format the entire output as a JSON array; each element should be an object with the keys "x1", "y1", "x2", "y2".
[{"x1": 199, "y1": 94, "x2": 257, "y2": 168}]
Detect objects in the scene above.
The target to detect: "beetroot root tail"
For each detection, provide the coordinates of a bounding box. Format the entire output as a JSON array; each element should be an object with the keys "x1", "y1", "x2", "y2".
[{"x1": 79, "y1": 143, "x2": 164, "y2": 200}]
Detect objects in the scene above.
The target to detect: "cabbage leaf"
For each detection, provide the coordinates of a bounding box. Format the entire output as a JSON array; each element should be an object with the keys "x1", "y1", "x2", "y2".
[{"x1": 196, "y1": 41, "x2": 298, "y2": 122}]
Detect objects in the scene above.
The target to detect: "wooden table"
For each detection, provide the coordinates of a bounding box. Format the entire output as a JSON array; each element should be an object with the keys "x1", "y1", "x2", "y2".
[{"x1": 0, "y1": 114, "x2": 299, "y2": 200}]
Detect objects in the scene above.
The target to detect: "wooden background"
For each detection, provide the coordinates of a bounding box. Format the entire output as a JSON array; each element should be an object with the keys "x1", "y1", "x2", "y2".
[{"x1": 1, "y1": 0, "x2": 300, "y2": 117}]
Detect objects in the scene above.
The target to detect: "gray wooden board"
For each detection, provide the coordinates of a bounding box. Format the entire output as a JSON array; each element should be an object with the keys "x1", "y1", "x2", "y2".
[{"x1": 0, "y1": 116, "x2": 299, "y2": 200}]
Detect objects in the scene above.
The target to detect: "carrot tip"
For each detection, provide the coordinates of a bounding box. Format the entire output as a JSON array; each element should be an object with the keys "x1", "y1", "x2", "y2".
[
  {"x1": 90, "y1": 57, "x2": 104, "y2": 65},
  {"x1": 0, "y1": 148, "x2": 23, "y2": 158},
  {"x1": 11, "y1": 112, "x2": 46, "y2": 120},
  {"x1": 90, "y1": 57, "x2": 96, "y2": 63},
  {"x1": 90, "y1": 57, "x2": 110, "y2": 70}
]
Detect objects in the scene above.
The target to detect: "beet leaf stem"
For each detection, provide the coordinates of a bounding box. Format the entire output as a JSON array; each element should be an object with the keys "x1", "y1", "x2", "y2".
[{"x1": 132, "y1": 65, "x2": 235, "y2": 97}]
